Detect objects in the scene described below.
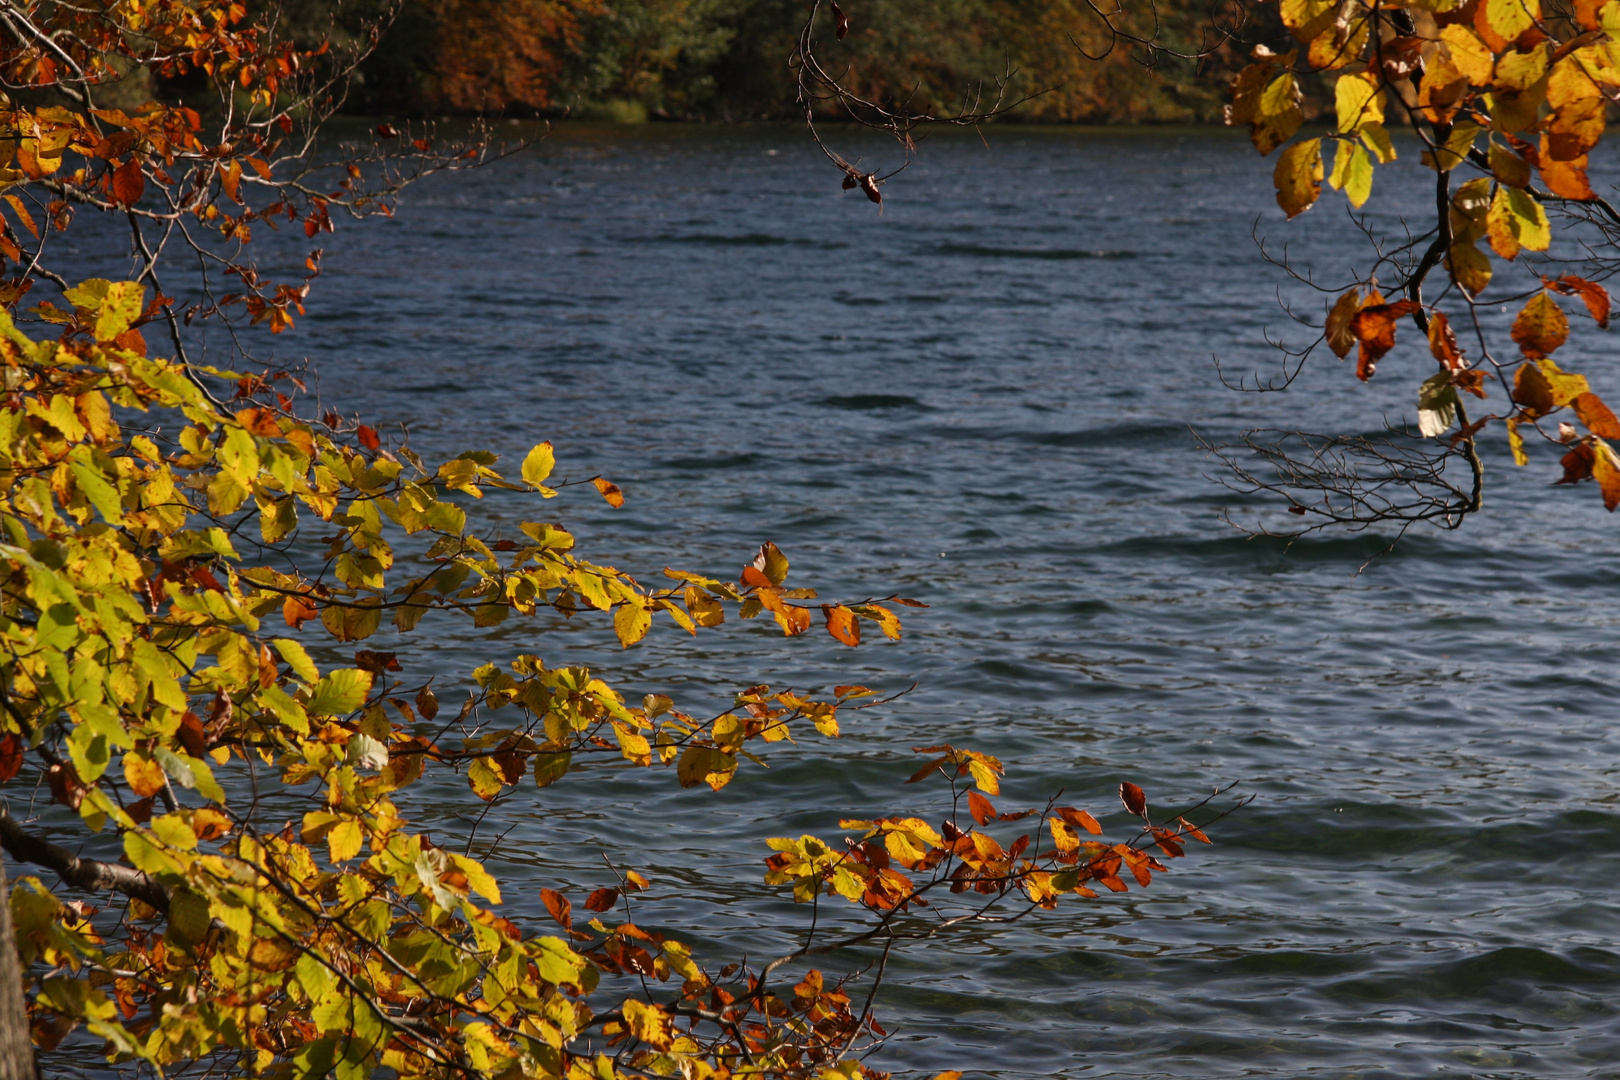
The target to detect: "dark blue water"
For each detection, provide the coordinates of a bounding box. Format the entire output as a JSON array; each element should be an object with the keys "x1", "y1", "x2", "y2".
[{"x1": 56, "y1": 124, "x2": 1620, "y2": 1078}]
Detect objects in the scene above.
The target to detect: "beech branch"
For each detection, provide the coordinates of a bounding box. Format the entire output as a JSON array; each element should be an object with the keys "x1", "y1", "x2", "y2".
[{"x1": 0, "y1": 804, "x2": 169, "y2": 914}]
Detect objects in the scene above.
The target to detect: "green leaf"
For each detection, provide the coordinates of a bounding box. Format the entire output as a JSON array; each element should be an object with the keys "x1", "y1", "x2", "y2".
[
  {"x1": 273, "y1": 638, "x2": 319, "y2": 683},
  {"x1": 1418, "y1": 372, "x2": 1460, "y2": 437},
  {"x1": 307, "y1": 668, "x2": 373, "y2": 717},
  {"x1": 534, "y1": 751, "x2": 571, "y2": 788}
]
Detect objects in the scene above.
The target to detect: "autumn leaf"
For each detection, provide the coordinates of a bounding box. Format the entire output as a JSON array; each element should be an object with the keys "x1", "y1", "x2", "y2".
[
  {"x1": 824, "y1": 604, "x2": 860, "y2": 647},
  {"x1": 1511, "y1": 292, "x2": 1569, "y2": 358},
  {"x1": 1325, "y1": 288, "x2": 1360, "y2": 358},
  {"x1": 584, "y1": 887, "x2": 619, "y2": 912},
  {"x1": 111, "y1": 157, "x2": 145, "y2": 206},
  {"x1": 1274, "y1": 138, "x2": 1323, "y2": 218},
  {"x1": 0, "y1": 733, "x2": 22, "y2": 781},
  {"x1": 1119, "y1": 782, "x2": 1148, "y2": 818},
  {"x1": 592, "y1": 476, "x2": 624, "y2": 507},
  {"x1": 968, "y1": 790, "x2": 997, "y2": 826},
  {"x1": 1574, "y1": 392, "x2": 1620, "y2": 438},
  {"x1": 1547, "y1": 275, "x2": 1610, "y2": 328},
  {"x1": 1351, "y1": 300, "x2": 1421, "y2": 380},
  {"x1": 1593, "y1": 439, "x2": 1620, "y2": 510},
  {"x1": 1428, "y1": 311, "x2": 1464, "y2": 369}
]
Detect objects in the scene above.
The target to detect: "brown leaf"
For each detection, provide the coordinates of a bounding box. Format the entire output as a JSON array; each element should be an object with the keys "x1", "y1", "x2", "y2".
[
  {"x1": 584, "y1": 887, "x2": 620, "y2": 912},
  {"x1": 353, "y1": 650, "x2": 400, "y2": 674},
  {"x1": 541, "y1": 887, "x2": 572, "y2": 929},
  {"x1": 967, "y1": 790, "x2": 996, "y2": 826},
  {"x1": 1325, "y1": 288, "x2": 1361, "y2": 358},
  {"x1": 831, "y1": 0, "x2": 849, "y2": 38},
  {"x1": 1351, "y1": 300, "x2": 1422, "y2": 380},
  {"x1": 1512, "y1": 291, "x2": 1570, "y2": 358},
  {"x1": 111, "y1": 157, "x2": 145, "y2": 207},
  {"x1": 1512, "y1": 362, "x2": 1556, "y2": 418},
  {"x1": 1119, "y1": 781, "x2": 1148, "y2": 818},
  {"x1": 416, "y1": 684, "x2": 439, "y2": 721},
  {"x1": 49, "y1": 762, "x2": 86, "y2": 808},
  {"x1": 1428, "y1": 311, "x2": 1464, "y2": 370},
  {"x1": 177, "y1": 711, "x2": 209, "y2": 758},
  {"x1": 1574, "y1": 392, "x2": 1620, "y2": 438}
]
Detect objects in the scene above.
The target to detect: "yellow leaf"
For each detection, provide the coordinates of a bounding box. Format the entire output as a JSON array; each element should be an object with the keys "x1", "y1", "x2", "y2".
[
  {"x1": 328, "y1": 819, "x2": 363, "y2": 862},
  {"x1": 613, "y1": 603, "x2": 651, "y2": 647},
  {"x1": 467, "y1": 758, "x2": 504, "y2": 801},
  {"x1": 1329, "y1": 140, "x2": 1373, "y2": 208},
  {"x1": 1506, "y1": 417, "x2": 1529, "y2": 465},
  {"x1": 1274, "y1": 138, "x2": 1323, "y2": 219},
  {"x1": 1442, "y1": 24, "x2": 1495, "y2": 85},
  {"x1": 124, "y1": 753, "x2": 166, "y2": 798},
  {"x1": 1485, "y1": 0, "x2": 1538, "y2": 42},
  {"x1": 1334, "y1": 72, "x2": 1383, "y2": 134},
  {"x1": 521, "y1": 441, "x2": 555, "y2": 488}
]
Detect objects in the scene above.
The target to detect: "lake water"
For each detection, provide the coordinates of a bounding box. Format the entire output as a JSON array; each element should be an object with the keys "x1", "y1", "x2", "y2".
[{"x1": 57, "y1": 124, "x2": 1620, "y2": 1078}]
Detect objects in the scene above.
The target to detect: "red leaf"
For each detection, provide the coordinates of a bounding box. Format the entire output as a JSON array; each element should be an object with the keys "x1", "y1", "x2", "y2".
[
  {"x1": 967, "y1": 790, "x2": 996, "y2": 826},
  {"x1": 356, "y1": 424, "x2": 380, "y2": 452},
  {"x1": 584, "y1": 887, "x2": 620, "y2": 912},
  {"x1": 375, "y1": 123, "x2": 400, "y2": 138},
  {"x1": 111, "y1": 157, "x2": 145, "y2": 207},
  {"x1": 0, "y1": 733, "x2": 21, "y2": 781},
  {"x1": 1119, "y1": 782, "x2": 1148, "y2": 818},
  {"x1": 1557, "y1": 443, "x2": 1595, "y2": 484}
]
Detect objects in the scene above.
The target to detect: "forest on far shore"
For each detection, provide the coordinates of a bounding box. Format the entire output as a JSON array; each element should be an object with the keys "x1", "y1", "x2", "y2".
[{"x1": 311, "y1": 0, "x2": 1248, "y2": 123}]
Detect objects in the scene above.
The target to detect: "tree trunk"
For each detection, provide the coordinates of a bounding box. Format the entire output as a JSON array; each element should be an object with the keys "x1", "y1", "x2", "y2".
[{"x1": 0, "y1": 852, "x2": 35, "y2": 1080}]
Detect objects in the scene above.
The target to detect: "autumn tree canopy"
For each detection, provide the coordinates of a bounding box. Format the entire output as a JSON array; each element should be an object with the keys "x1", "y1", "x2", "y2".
[{"x1": 0, "y1": 3, "x2": 1229, "y2": 1079}]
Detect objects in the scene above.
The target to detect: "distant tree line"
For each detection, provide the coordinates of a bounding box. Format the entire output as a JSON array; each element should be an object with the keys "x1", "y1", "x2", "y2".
[{"x1": 326, "y1": 0, "x2": 1244, "y2": 122}]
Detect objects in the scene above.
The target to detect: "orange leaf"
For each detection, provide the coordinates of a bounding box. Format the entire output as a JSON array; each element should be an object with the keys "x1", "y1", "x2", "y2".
[
  {"x1": 1351, "y1": 300, "x2": 1421, "y2": 380},
  {"x1": 1575, "y1": 392, "x2": 1620, "y2": 438},
  {"x1": 823, "y1": 604, "x2": 860, "y2": 647},
  {"x1": 1548, "y1": 275, "x2": 1611, "y2": 328},
  {"x1": 123, "y1": 754, "x2": 166, "y2": 798},
  {"x1": 593, "y1": 477, "x2": 624, "y2": 508},
  {"x1": 967, "y1": 790, "x2": 996, "y2": 826},
  {"x1": 1058, "y1": 807, "x2": 1104, "y2": 835},
  {"x1": 283, "y1": 594, "x2": 319, "y2": 630},
  {"x1": 356, "y1": 424, "x2": 380, "y2": 452}
]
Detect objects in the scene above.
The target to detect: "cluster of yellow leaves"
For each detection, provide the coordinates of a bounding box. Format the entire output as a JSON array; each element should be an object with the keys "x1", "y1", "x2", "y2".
[
  {"x1": 0, "y1": 275, "x2": 929, "y2": 1079},
  {"x1": 1227, "y1": 0, "x2": 1620, "y2": 512}
]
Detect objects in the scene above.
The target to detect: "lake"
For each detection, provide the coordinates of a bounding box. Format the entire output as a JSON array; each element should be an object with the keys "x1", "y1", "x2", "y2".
[{"x1": 60, "y1": 123, "x2": 1620, "y2": 1078}]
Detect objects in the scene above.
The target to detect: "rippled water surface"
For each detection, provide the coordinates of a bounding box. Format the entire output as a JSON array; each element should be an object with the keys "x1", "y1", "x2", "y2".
[{"x1": 66, "y1": 124, "x2": 1620, "y2": 1078}]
